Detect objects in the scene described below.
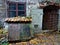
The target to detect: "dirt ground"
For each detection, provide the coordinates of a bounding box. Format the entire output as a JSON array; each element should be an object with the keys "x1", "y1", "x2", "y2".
[{"x1": 9, "y1": 32, "x2": 60, "y2": 45}]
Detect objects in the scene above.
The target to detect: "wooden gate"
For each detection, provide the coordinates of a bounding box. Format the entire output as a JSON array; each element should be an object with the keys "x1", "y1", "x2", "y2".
[{"x1": 42, "y1": 5, "x2": 59, "y2": 31}]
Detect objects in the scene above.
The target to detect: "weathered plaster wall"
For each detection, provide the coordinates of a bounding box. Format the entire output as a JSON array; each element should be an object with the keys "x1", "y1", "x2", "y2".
[
  {"x1": 26, "y1": 0, "x2": 43, "y2": 31},
  {"x1": 58, "y1": 9, "x2": 60, "y2": 30},
  {"x1": 31, "y1": 9, "x2": 43, "y2": 31},
  {"x1": 7, "y1": 0, "x2": 26, "y2": 2},
  {"x1": 0, "y1": 0, "x2": 7, "y2": 22}
]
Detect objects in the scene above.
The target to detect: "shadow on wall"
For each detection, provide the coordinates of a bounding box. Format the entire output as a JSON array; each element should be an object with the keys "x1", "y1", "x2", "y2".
[{"x1": 0, "y1": 21, "x2": 4, "y2": 29}]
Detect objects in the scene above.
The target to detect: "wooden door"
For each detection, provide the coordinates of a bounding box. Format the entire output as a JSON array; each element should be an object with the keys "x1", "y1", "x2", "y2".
[{"x1": 42, "y1": 5, "x2": 58, "y2": 31}]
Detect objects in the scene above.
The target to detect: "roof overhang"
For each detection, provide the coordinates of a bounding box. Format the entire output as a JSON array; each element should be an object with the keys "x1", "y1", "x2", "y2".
[{"x1": 39, "y1": 1, "x2": 60, "y2": 9}]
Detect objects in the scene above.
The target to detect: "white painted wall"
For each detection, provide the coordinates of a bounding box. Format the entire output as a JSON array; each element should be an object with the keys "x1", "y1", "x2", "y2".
[
  {"x1": 31, "y1": 9, "x2": 43, "y2": 30},
  {"x1": 26, "y1": 0, "x2": 43, "y2": 33},
  {"x1": 26, "y1": 0, "x2": 39, "y2": 16}
]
